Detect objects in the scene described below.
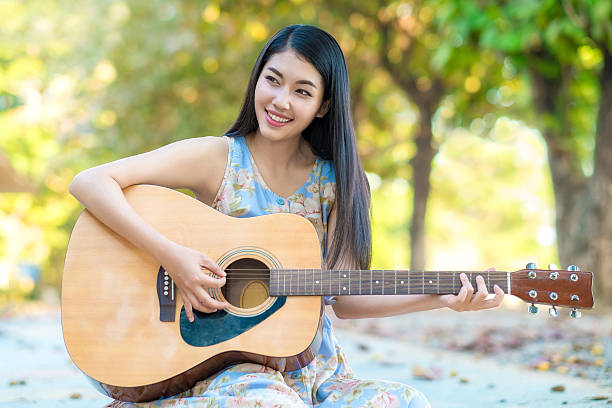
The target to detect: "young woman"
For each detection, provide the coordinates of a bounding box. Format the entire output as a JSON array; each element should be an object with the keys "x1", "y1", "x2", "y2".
[{"x1": 70, "y1": 25, "x2": 504, "y2": 408}]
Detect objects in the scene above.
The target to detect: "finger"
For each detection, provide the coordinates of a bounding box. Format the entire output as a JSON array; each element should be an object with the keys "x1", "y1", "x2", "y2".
[
  {"x1": 486, "y1": 267, "x2": 496, "y2": 272},
  {"x1": 205, "y1": 275, "x2": 227, "y2": 289},
  {"x1": 478, "y1": 284, "x2": 505, "y2": 310},
  {"x1": 491, "y1": 284, "x2": 505, "y2": 305},
  {"x1": 473, "y1": 275, "x2": 488, "y2": 302},
  {"x1": 200, "y1": 292, "x2": 230, "y2": 310},
  {"x1": 193, "y1": 288, "x2": 229, "y2": 311},
  {"x1": 202, "y1": 258, "x2": 225, "y2": 277},
  {"x1": 460, "y1": 273, "x2": 474, "y2": 300},
  {"x1": 452, "y1": 286, "x2": 468, "y2": 311},
  {"x1": 183, "y1": 298, "x2": 195, "y2": 323}
]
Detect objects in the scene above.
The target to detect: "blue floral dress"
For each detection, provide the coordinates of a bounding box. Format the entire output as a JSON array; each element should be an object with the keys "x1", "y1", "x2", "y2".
[{"x1": 110, "y1": 135, "x2": 430, "y2": 408}]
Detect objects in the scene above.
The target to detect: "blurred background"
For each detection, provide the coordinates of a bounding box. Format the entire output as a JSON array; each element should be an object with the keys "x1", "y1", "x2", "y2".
[{"x1": 0, "y1": 0, "x2": 610, "y2": 309}]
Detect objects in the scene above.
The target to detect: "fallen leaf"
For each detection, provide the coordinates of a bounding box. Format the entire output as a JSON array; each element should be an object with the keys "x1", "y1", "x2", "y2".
[
  {"x1": 69, "y1": 392, "x2": 82, "y2": 399},
  {"x1": 591, "y1": 343, "x2": 604, "y2": 356},
  {"x1": 536, "y1": 361, "x2": 551, "y2": 371},
  {"x1": 591, "y1": 396, "x2": 609, "y2": 401},
  {"x1": 551, "y1": 385, "x2": 566, "y2": 392},
  {"x1": 459, "y1": 378, "x2": 469, "y2": 384},
  {"x1": 412, "y1": 365, "x2": 442, "y2": 380}
]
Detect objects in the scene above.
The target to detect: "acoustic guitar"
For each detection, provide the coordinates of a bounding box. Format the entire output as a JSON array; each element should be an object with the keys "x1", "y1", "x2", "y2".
[{"x1": 61, "y1": 185, "x2": 594, "y2": 402}]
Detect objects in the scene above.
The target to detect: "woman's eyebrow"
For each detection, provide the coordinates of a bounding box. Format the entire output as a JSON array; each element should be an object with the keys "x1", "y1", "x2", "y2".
[{"x1": 267, "y1": 66, "x2": 317, "y2": 88}]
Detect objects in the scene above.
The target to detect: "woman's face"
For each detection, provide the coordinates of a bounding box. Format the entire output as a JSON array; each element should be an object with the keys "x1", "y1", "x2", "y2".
[{"x1": 254, "y1": 49, "x2": 328, "y2": 143}]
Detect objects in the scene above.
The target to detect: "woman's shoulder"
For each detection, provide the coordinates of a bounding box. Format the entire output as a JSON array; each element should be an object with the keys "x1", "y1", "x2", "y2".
[
  {"x1": 180, "y1": 135, "x2": 229, "y2": 156},
  {"x1": 169, "y1": 136, "x2": 229, "y2": 203}
]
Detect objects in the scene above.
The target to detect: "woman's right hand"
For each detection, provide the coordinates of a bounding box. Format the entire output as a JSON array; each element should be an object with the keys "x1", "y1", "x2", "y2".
[{"x1": 160, "y1": 241, "x2": 230, "y2": 323}]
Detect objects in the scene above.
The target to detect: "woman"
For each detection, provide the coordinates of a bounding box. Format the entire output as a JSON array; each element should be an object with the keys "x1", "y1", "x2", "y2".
[{"x1": 70, "y1": 24, "x2": 503, "y2": 407}]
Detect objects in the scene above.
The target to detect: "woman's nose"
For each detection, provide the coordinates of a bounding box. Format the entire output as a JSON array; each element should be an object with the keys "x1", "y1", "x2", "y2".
[{"x1": 272, "y1": 88, "x2": 290, "y2": 111}]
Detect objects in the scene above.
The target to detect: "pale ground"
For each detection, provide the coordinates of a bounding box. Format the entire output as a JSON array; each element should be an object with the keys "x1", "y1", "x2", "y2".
[{"x1": 1, "y1": 304, "x2": 611, "y2": 407}]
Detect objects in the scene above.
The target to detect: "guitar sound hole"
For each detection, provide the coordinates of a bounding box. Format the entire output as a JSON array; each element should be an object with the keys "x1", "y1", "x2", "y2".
[{"x1": 222, "y1": 258, "x2": 270, "y2": 309}]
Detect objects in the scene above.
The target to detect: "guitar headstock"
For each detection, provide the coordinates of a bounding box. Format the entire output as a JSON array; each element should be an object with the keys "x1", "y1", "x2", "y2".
[{"x1": 511, "y1": 263, "x2": 594, "y2": 317}]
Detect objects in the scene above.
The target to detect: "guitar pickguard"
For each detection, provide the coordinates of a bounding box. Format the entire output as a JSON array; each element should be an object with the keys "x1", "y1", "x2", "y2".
[{"x1": 179, "y1": 296, "x2": 287, "y2": 346}]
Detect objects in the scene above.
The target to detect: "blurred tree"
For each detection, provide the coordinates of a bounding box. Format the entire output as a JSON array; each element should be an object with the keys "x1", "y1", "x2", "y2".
[
  {"x1": 331, "y1": 0, "x2": 507, "y2": 270},
  {"x1": 443, "y1": 0, "x2": 611, "y2": 302},
  {"x1": 0, "y1": 0, "x2": 573, "y2": 300}
]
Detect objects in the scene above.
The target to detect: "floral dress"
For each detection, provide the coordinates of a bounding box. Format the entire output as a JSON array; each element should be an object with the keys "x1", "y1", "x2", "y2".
[{"x1": 110, "y1": 135, "x2": 430, "y2": 408}]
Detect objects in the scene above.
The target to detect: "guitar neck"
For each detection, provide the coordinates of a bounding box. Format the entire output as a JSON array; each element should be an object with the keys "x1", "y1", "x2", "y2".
[{"x1": 269, "y1": 270, "x2": 510, "y2": 296}]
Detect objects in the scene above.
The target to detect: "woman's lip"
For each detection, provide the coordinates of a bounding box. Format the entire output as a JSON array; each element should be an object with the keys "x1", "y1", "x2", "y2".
[
  {"x1": 266, "y1": 109, "x2": 291, "y2": 120},
  {"x1": 265, "y1": 110, "x2": 292, "y2": 127}
]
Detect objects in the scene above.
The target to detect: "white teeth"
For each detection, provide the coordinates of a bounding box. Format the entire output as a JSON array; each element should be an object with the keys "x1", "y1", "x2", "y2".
[{"x1": 268, "y1": 111, "x2": 291, "y2": 123}]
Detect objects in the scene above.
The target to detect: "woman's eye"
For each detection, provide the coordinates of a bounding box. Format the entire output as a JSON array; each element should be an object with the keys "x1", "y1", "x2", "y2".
[
  {"x1": 297, "y1": 89, "x2": 312, "y2": 97},
  {"x1": 266, "y1": 76, "x2": 279, "y2": 84}
]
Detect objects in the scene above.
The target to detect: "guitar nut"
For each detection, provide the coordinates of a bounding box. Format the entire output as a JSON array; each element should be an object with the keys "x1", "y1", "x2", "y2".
[
  {"x1": 571, "y1": 294, "x2": 579, "y2": 301},
  {"x1": 550, "y1": 292, "x2": 558, "y2": 300},
  {"x1": 528, "y1": 271, "x2": 537, "y2": 279},
  {"x1": 529, "y1": 290, "x2": 537, "y2": 298},
  {"x1": 549, "y1": 272, "x2": 559, "y2": 280},
  {"x1": 570, "y1": 274, "x2": 578, "y2": 282}
]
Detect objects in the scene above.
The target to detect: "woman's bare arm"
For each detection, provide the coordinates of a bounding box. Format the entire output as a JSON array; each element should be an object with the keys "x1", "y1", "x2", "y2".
[
  {"x1": 325, "y1": 207, "x2": 504, "y2": 319},
  {"x1": 69, "y1": 136, "x2": 230, "y2": 321}
]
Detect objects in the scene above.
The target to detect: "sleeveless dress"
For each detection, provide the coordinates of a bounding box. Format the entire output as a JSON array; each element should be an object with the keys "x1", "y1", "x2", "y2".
[{"x1": 110, "y1": 135, "x2": 430, "y2": 408}]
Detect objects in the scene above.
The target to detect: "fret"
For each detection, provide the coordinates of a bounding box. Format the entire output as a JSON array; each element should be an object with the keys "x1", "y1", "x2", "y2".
[
  {"x1": 437, "y1": 271, "x2": 439, "y2": 294},
  {"x1": 372, "y1": 270, "x2": 383, "y2": 295},
  {"x1": 394, "y1": 270, "x2": 397, "y2": 295},
  {"x1": 507, "y1": 272, "x2": 511, "y2": 295},
  {"x1": 348, "y1": 270, "x2": 356, "y2": 295},
  {"x1": 301, "y1": 269, "x2": 305, "y2": 295},
  {"x1": 397, "y1": 270, "x2": 409, "y2": 295},
  {"x1": 309, "y1": 268, "x2": 313, "y2": 295},
  {"x1": 370, "y1": 270, "x2": 372, "y2": 295},
  {"x1": 319, "y1": 269, "x2": 323, "y2": 295},
  {"x1": 360, "y1": 269, "x2": 362, "y2": 295},
  {"x1": 342, "y1": 270, "x2": 349, "y2": 295}
]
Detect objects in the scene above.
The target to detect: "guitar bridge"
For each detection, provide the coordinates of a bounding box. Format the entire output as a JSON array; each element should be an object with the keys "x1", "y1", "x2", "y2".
[{"x1": 157, "y1": 266, "x2": 176, "y2": 322}]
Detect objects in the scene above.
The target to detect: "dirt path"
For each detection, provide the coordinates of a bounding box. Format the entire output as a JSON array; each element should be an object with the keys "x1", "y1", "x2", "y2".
[{"x1": 1, "y1": 306, "x2": 610, "y2": 407}]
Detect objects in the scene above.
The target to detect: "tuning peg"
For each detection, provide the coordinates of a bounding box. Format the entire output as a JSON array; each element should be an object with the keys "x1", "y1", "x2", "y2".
[
  {"x1": 567, "y1": 265, "x2": 580, "y2": 271},
  {"x1": 569, "y1": 308, "x2": 582, "y2": 318},
  {"x1": 526, "y1": 262, "x2": 537, "y2": 269},
  {"x1": 527, "y1": 304, "x2": 538, "y2": 314},
  {"x1": 548, "y1": 263, "x2": 558, "y2": 270},
  {"x1": 549, "y1": 306, "x2": 558, "y2": 317}
]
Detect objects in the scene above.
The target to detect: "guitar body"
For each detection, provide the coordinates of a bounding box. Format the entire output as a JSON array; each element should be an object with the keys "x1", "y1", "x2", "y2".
[{"x1": 61, "y1": 185, "x2": 324, "y2": 402}]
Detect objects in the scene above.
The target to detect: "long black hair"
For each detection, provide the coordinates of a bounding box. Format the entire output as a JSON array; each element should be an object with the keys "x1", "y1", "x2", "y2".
[{"x1": 226, "y1": 24, "x2": 371, "y2": 270}]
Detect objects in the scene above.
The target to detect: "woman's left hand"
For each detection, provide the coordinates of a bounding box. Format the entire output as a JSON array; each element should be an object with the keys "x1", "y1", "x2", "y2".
[{"x1": 441, "y1": 268, "x2": 504, "y2": 312}]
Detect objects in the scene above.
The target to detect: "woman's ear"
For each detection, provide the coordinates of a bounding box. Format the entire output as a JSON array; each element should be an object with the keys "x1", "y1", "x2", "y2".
[{"x1": 316, "y1": 100, "x2": 330, "y2": 118}]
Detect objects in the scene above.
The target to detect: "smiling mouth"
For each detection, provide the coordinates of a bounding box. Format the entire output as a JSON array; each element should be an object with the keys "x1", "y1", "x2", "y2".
[{"x1": 265, "y1": 109, "x2": 293, "y2": 124}]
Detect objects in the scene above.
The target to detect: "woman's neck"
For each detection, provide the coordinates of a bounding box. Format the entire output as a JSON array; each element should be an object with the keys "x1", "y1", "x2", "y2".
[{"x1": 246, "y1": 131, "x2": 315, "y2": 172}]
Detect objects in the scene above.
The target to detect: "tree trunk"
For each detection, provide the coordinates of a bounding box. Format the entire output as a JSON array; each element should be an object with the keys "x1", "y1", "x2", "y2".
[
  {"x1": 532, "y1": 47, "x2": 612, "y2": 305},
  {"x1": 529, "y1": 63, "x2": 590, "y2": 271},
  {"x1": 587, "y1": 46, "x2": 612, "y2": 305},
  {"x1": 409, "y1": 102, "x2": 437, "y2": 270}
]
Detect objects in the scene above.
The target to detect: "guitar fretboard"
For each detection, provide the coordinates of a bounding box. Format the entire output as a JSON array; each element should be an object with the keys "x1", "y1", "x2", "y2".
[{"x1": 269, "y1": 270, "x2": 510, "y2": 296}]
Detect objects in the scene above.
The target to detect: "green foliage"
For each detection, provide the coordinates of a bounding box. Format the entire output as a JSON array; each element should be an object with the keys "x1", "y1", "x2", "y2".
[{"x1": 0, "y1": 0, "x2": 599, "y2": 299}]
